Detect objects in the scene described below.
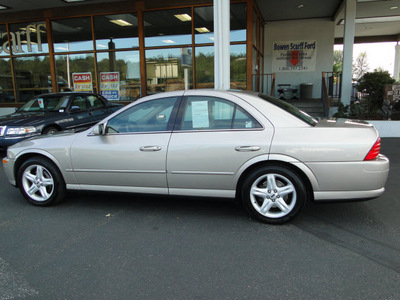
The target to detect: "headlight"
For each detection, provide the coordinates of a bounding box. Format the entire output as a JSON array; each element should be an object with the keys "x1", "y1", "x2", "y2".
[{"x1": 6, "y1": 126, "x2": 37, "y2": 135}]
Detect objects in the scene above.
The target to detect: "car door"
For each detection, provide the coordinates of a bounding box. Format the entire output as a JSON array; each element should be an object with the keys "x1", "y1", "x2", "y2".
[
  {"x1": 70, "y1": 96, "x2": 181, "y2": 194},
  {"x1": 166, "y1": 91, "x2": 274, "y2": 197},
  {"x1": 65, "y1": 95, "x2": 92, "y2": 130}
]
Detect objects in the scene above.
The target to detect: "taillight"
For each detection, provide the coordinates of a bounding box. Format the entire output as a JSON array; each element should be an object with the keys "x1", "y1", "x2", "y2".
[{"x1": 364, "y1": 137, "x2": 381, "y2": 161}]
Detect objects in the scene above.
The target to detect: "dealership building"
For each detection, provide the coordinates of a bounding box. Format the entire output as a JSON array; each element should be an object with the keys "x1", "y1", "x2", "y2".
[{"x1": 0, "y1": 0, "x2": 399, "y2": 115}]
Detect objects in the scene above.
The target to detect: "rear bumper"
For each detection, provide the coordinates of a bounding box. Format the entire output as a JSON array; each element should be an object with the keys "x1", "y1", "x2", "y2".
[{"x1": 309, "y1": 154, "x2": 389, "y2": 202}]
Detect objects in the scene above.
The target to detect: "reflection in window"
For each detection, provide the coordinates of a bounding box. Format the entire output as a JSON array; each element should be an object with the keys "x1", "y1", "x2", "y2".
[
  {"x1": 231, "y1": 44, "x2": 246, "y2": 90},
  {"x1": 181, "y1": 96, "x2": 261, "y2": 130},
  {"x1": 146, "y1": 48, "x2": 192, "y2": 94},
  {"x1": 0, "y1": 24, "x2": 9, "y2": 57},
  {"x1": 97, "y1": 51, "x2": 141, "y2": 101},
  {"x1": 144, "y1": 8, "x2": 192, "y2": 47},
  {"x1": 106, "y1": 97, "x2": 178, "y2": 133},
  {"x1": 230, "y1": 3, "x2": 247, "y2": 42},
  {"x1": 8, "y1": 22, "x2": 49, "y2": 55},
  {"x1": 94, "y1": 14, "x2": 139, "y2": 50},
  {"x1": 13, "y1": 56, "x2": 51, "y2": 102},
  {"x1": 0, "y1": 58, "x2": 14, "y2": 102},
  {"x1": 194, "y1": 6, "x2": 214, "y2": 44},
  {"x1": 195, "y1": 46, "x2": 214, "y2": 89},
  {"x1": 52, "y1": 17, "x2": 93, "y2": 53},
  {"x1": 55, "y1": 53, "x2": 95, "y2": 92}
]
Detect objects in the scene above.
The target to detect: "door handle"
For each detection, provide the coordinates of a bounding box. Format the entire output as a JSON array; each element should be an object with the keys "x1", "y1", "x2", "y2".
[
  {"x1": 140, "y1": 146, "x2": 162, "y2": 152},
  {"x1": 235, "y1": 146, "x2": 261, "y2": 152}
]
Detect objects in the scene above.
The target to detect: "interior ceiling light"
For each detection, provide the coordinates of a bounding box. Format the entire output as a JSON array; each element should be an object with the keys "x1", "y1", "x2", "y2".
[
  {"x1": 174, "y1": 14, "x2": 192, "y2": 22},
  {"x1": 297, "y1": 4, "x2": 304, "y2": 9},
  {"x1": 63, "y1": 0, "x2": 87, "y2": 3},
  {"x1": 195, "y1": 27, "x2": 210, "y2": 33},
  {"x1": 390, "y1": 6, "x2": 398, "y2": 10},
  {"x1": 109, "y1": 19, "x2": 133, "y2": 27},
  {"x1": 0, "y1": 5, "x2": 10, "y2": 10},
  {"x1": 162, "y1": 40, "x2": 175, "y2": 44},
  {"x1": 339, "y1": 15, "x2": 400, "y2": 25}
]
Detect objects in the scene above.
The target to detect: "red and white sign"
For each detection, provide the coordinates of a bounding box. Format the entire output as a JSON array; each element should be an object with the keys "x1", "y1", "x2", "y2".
[
  {"x1": 73, "y1": 72, "x2": 93, "y2": 92},
  {"x1": 272, "y1": 40, "x2": 317, "y2": 72},
  {"x1": 100, "y1": 72, "x2": 120, "y2": 100}
]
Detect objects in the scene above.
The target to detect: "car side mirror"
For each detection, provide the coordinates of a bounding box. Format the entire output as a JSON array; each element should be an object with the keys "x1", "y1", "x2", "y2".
[{"x1": 93, "y1": 123, "x2": 107, "y2": 136}]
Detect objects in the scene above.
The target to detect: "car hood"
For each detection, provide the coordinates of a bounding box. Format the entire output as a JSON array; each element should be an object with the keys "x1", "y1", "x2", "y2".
[{"x1": 0, "y1": 111, "x2": 59, "y2": 126}]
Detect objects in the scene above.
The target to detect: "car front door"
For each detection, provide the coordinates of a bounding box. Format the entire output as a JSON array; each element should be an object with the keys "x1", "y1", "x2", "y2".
[
  {"x1": 166, "y1": 92, "x2": 274, "y2": 197},
  {"x1": 70, "y1": 96, "x2": 181, "y2": 194}
]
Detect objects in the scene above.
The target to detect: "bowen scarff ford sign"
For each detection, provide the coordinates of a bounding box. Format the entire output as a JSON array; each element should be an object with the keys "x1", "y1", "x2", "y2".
[
  {"x1": 272, "y1": 40, "x2": 317, "y2": 72},
  {"x1": 0, "y1": 23, "x2": 47, "y2": 54}
]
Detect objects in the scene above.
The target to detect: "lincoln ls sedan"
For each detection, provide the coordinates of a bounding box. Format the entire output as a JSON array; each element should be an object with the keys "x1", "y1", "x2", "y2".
[{"x1": 2, "y1": 90, "x2": 389, "y2": 224}]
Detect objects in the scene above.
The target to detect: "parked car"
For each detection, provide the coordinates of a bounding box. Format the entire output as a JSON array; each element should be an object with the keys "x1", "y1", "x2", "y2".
[
  {"x1": 0, "y1": 92, "x2": 123, "y2": 150},
  {"x1": 2, "y1": 90, "x2": 389, "y2": 224}
]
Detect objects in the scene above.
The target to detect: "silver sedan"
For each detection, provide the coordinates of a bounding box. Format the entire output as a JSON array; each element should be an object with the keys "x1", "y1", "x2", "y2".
[{"x1": 2, "y1": 90, "x2": 390, "y2": 224}]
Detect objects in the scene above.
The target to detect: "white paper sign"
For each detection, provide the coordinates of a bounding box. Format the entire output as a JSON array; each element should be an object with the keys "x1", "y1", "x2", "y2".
[{"x1": 192, "y1": 101, "x2": 209, "y2": 128}]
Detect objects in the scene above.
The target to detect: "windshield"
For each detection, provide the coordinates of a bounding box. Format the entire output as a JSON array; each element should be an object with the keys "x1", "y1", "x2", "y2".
[
  {"x1": 259, "y1": 94, "x2": 318, "y2": 126},
  {"x1": 18, "y1": 96, "x2": 69, "y2": 112}
]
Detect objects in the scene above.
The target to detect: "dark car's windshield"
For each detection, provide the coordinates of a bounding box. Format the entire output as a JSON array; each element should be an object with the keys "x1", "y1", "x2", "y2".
[
  {"x1": 259, "y1": 94, "x2": 318, "y2": 126},
  {"x1": 18, "y1": 96, "x2": 69, "y2": 112}
]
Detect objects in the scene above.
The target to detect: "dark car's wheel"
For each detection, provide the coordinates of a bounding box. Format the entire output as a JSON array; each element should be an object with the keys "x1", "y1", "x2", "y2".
[
  {"x1": 17, "y1": 157, "x2": 66, "y2": 206},
  {"x1": 241, "y1": 165, "x2": 307, "y2": 224},
  {"x1": 42, "y1": 126, "x2": 59, "y2": 135}
]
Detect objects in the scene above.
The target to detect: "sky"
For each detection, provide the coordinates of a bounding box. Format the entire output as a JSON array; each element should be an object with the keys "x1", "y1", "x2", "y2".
[{"x1": 335, "y1": 42, "x2": 397, "y2": 76}]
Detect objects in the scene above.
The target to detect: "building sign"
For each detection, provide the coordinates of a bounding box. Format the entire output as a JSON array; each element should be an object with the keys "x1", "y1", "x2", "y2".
[
  {"x1": 272, "y1": 40, "x2": 317, "y2": 72},
  {"x1": 73, "y1": 72, "x2": 93, "y2": 92},
  {"x1": 100, "y1": 72, "x2": 120, "y2": 100},
  {"x1": 0, "y1": 23, "x2": 46, "y2": 54}
]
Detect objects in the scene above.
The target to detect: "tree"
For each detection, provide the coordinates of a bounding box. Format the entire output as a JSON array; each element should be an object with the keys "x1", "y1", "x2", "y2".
[
  {"x1": 333, "y1": 49, "x2": 343, "y2": 73},
  {"x1": 353, "y1": 51, "x2": 369, "y2": 80}
]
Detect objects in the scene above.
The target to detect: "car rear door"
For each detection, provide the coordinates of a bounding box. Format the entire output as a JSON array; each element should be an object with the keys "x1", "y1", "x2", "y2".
[
  {"x1": 70, "y1": 95, "x2": 181, "y2": 193},
  {"x1": 166, "y1": 91, "x2": 274, "y2": 197}
]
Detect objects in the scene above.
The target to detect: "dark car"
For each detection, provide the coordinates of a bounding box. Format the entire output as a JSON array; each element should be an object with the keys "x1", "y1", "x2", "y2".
[{"x1": 0, "y1": 92, "x2": 123, "y2": 150}]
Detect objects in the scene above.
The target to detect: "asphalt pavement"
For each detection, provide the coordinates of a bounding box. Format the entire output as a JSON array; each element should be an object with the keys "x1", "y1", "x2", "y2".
[{"x1": 0, "y1": 139, "x2": 399, "y2": 299}]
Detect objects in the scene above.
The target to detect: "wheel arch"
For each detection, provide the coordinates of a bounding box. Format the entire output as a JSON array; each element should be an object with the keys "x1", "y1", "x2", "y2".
[
  {"x1": 13, "y1": 150, "x2": 66, "y2": 187},
  {"x1": 235, "y1": 155, "x2": 317, "y2": 203},
  {"x1": 41, "y1": 124, "x2": 62, "y2": 134}
]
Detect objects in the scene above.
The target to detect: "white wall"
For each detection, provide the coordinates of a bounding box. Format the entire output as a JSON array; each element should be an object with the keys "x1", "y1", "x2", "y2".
[{"x1": 264, "y1": 19, "x2": 335, "y2": 99}]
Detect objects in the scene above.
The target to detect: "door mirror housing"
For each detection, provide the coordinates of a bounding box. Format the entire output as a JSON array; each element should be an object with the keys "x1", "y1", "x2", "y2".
[{"x1": 93, "y1": 123, "x2": 107, "y2": 136}]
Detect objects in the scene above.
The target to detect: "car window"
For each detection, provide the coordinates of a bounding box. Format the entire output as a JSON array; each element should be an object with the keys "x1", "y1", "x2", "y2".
[
  {"x1": 106, "y1": 97, "x2": 179, "y2": 133},
  {"x1": 19, "y1": 96, "x2": 63, "y2": 112},
  {"x1": 180, "y1": 96, "x2": 262, "y2": 130},
  {"x1": 87, "y1": 95, "x2": 106, "y2": 109},
  {"x1": 70, "y1": 96, "x2": 88, "y2": 111}
]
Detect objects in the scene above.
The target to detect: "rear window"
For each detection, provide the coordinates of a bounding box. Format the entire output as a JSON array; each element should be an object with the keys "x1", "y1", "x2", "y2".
[{"x1": 259, "y1": 94, "x2": 318, "y2": 126}]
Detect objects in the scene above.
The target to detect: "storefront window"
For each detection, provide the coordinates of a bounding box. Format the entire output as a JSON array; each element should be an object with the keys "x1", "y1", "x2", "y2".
[
  {"x1": 55, "y1": 53, "x2": 95, "y2": 92},
  {"x1": 0, "y1": 25, "x2": 9, "y2": 57},
  {"x1": 194, "y1": 6, "x2": 214, "y2": 45},
  {"x1": 195, "y1": 46, "x2": 214, "y2": 89},
  {"x1": 231, "y1": 3, "x2": 247, "y2": 42},
  {"x1": 0, "y1": 58, "x2": 14, "y2": 102},
  {"x1": 146, "y1": 48, "x2": 193, "y2": 94},
  {"x1": 97, "y1": 51, "x2": 141, "y2": 101},
  {"x1": 13, "y1": 56, "x2": 51, "y2": 102},
  {"x1": 94, "y1": 13, "x2": 139, "y2": 50},
  {"x1": 52, "y1": 17, "x2": 93, "y2": 53},
  {"x1": 144, "y1": 8, "x2": 192, "y2": 47},
  {"x1": 231, "y1": 44, "x2": 246, "y2": 90},
  {"x1": 8, "y1": 21, "x2": 49, "y2": 55}
]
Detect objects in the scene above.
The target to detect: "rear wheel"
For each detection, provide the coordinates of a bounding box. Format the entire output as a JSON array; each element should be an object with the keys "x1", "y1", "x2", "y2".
[
  {"x1": 241, "y1": 165, "x2": 307, "y2": 224},
  {"x1": 17, "y1": 157, "x2": 66, "y2": 206}
]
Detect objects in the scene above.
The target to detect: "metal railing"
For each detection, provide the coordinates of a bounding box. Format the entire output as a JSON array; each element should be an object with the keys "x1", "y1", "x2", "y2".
[{"x1": 252, "y1": 73, "x2": 275, "y2": 96}]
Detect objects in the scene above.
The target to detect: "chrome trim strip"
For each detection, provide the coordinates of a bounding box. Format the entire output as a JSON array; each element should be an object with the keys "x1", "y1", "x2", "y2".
[
  {"x1": 71, "y1": 169, "x2": 166, "y2": 174},
  {"x1": 170, "y1": 171, "x2": 234, "y2": 175}
]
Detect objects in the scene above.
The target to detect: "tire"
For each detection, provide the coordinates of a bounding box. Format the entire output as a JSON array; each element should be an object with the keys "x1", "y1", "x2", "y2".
[
  {"x1": 42, "y1": 126, "x2": 59, "y2": 135},
  {"x1": 241, "y1": 165, "x2": 307, "y2": 224},
  {"x1": 17, "y1": 157, "x2": 66, "y2": 206}
]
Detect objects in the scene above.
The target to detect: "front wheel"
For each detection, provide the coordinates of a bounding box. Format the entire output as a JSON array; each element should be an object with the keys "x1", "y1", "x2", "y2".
[
  {"x1": 17, "y1": 157, "x2": 66, "y2": 206},
  {"x1": 241, "y1": 165, "x2": 307, "y2": 224}
]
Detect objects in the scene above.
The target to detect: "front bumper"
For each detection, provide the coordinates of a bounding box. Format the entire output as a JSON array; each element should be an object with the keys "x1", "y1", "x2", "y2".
[{"x1": 2, "y1": 155, "x2": 16, "y2": 186}]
